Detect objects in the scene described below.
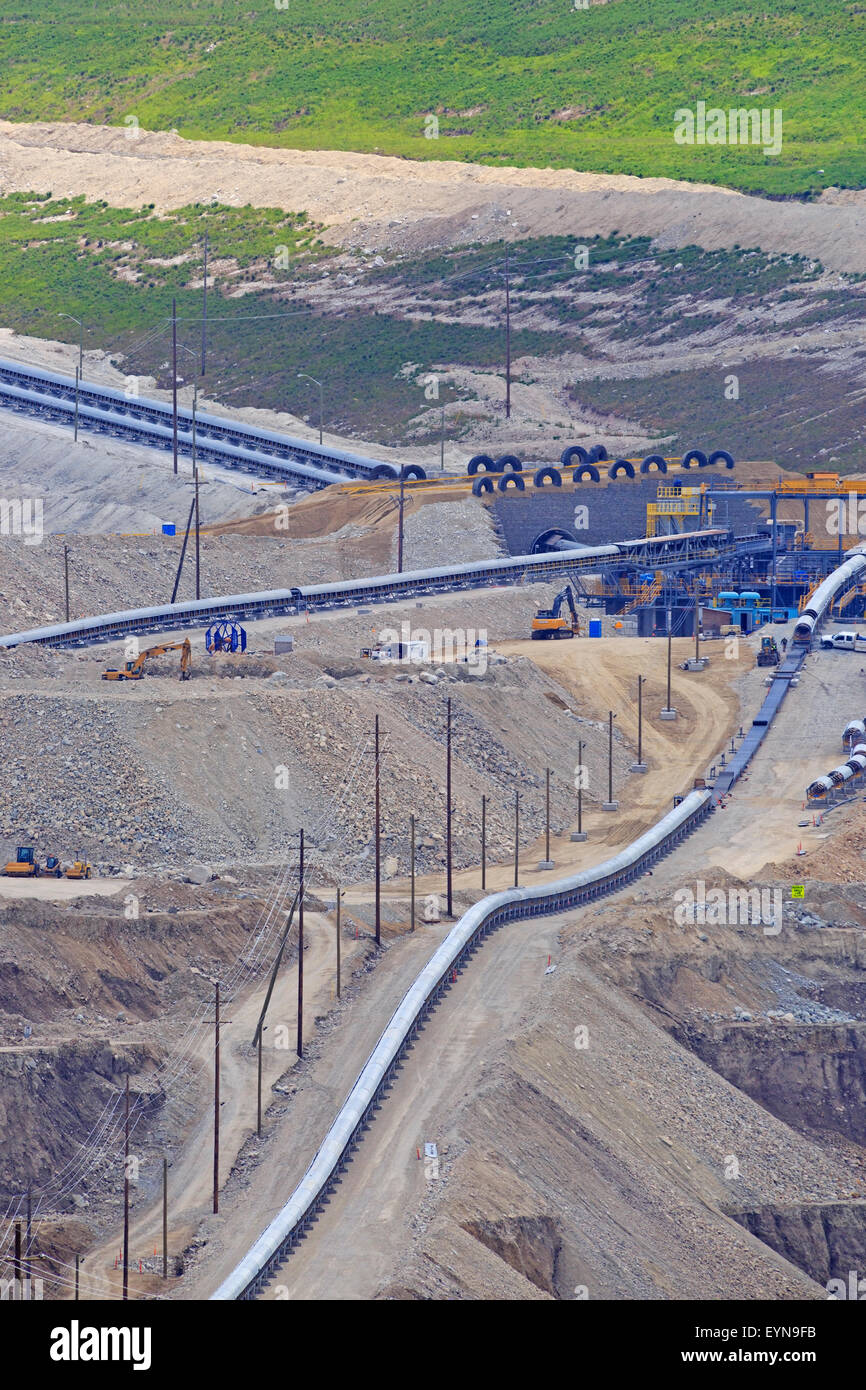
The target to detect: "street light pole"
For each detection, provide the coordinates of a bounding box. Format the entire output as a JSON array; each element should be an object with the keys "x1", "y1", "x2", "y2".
[
  {"x1": 297, "y1": 373, "x2": 323, "y2": 445},
  {"x1": 603, "y1": 711, "x2": 618, "y2": 811},
  {"x1": 58, "y1": 313, "x2": 84, "y2": 379},
  {"x1": 178, "y1": 345, "x2": 201, "y2": 599},
  {"x1": 631, "y1": 675, "x2": 647, "y2": 773}
]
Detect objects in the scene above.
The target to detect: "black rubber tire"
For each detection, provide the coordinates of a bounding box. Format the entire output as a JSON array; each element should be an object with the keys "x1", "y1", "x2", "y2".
[
  {"x1": 495, "y1": 454, "x2": 523, "y2": 472},
  {"x1": 533, "y1": 466, "x2": 562, "y2": 487},
  {"x1": 608, "y1": 458, "x2": 636, "y2": 480},
  {"x1": 573, "y1": 463, "x2": 601, "y2": 483},
  {"x1": 589, "y1": 444, "x2": 609, "y2": 463},
  {"x1": 640, "y1": 454, "x2": 668, "y2": 474},
  {"x1": 681, "y1": 448, "x2": 708, "y2": 469},
  {"x1": 498, "y1": 472, "x2": 525, "y2": 491},
  {"x1": 471, "y1": 475, "x2": 495, "y2": 496},
  {"x1": 708, "y1": 449, "x2": 735, "y2": 469},
  {"x1": 467, "y1": 454, "x2": 496, "y2": 476},
  {"x1": 560, "y1": 445, "x2": 589, "y2": 468},
  {"x1": 400, "y1": 463, "x2": 426, "y2": 481}
]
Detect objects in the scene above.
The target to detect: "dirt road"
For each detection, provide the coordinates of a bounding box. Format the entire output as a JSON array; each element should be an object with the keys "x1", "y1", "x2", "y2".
[
  {"x1": 652, "y1": 643, "x2": 866, "y2": 883},
  {"x1": 0, "y1": 876, "x2": 128, "y2": 901},
  {"x1": 2, "y1": 121, "x2": 865, "y2": 272}
]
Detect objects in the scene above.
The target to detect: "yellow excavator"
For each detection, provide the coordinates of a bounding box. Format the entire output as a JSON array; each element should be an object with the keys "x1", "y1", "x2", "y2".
[
  {"x1": 531, "y1": 585, "x2": 582, "y2": 640},
  {"x1": 102, "y1": 639, "x2": 191, "y2": 682}
]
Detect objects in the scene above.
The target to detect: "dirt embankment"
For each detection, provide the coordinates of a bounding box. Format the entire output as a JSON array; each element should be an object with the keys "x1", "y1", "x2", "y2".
[{"x1": 2, "y1": 120, "x2": 866, "y2": 272}]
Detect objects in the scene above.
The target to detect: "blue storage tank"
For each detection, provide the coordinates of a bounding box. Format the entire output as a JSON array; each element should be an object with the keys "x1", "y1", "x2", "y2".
[{"x1": 589, "y1": 619, "x2": 602, "y2": 638}]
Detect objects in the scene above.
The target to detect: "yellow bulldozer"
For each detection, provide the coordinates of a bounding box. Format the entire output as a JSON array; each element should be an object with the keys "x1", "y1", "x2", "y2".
[{"x1": 102, "y1": 639, "x2": 191, "y2": 682}]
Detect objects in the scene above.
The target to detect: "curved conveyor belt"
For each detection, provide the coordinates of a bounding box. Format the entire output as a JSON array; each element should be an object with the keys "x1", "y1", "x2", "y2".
[{"x1": 211, "y1": 788, "x2": 713, "y2": 1300}]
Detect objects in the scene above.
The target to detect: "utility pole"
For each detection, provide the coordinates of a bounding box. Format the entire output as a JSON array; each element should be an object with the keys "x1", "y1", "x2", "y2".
[
  {"x1": 192, "y1": 375, "x2": 200, "y2": 601},
  {"x1": 445, "y1": 698, "x2": 453, "y2": 916},
  {"x1": 213, "y1": 982, "x2": 220, "y2": 1211},
  {"x1": 201, "y1": 230, "x2": 208, "y2": 375},
  {"x1": 63, "y1": 545, "x2": 70, "y2": 623},
  {"x1": 297, "y1": 829, "x2": 305, "y2": 1056},
  {"x1": 206, "y1": 983, "x2": 232, "y2": 1212},
  {"x1": 545, "y1": 768, "x2": 551, "y2": 863},
  {"x1": 504, "y1": 243, "x2": 511, "y2": 421},
  {"x1": 397, "y1": 468, "x2": 405, "y2": 573},
  {"x1": 374, "y1": 717, "x2": 381, "y2": 947},
  {"x1": 73, "y1": 366, "x2": 80, "y2": 442},
  {"x1": 122, "y1": 1074, "x2": 130, "y2": 1301},
  {"x1": 335, "y1": 887, "x2": 342, "y2": 997},
  {"x1": 577, "y1": 739, "x2": 584, "y2": 837},
  {"x1": 661, "y1": 606, "x2": 677, "y2": 720},
  {"x1": 74, "y1": 1253, "x2": 80, "y2": 1300},
  {"x1": 513, "y1": 790, "x2": 520, "y2": 887},
  {"x1": 194, "y1": 463, "x2": 201, "y2": 601},
  {"x1": 170, "y1": 494, "x2": 196, "y2": 605},
  {"x1": 694, "y1": 583, "x2": 700, "y2": 661},
  {"x1": 603, "y1": 711, "x2": 618, "y2": 811},
  {"x1": 481, "y1": 794, "x2": 487, "y2": 891},
  {"x1": 25, "y1": 1188, "x2": 31, "y2": 1300},
  {"x1": 257, "y1": 1027, "x2": 263, "y2": 1136},
  {"x1": 162, "y1": 1157, "x2": 168, "y2": 1280},
  {"x1": 667, "y1": 614, "x2": 675, "y2": 711},
  {"x1": 409, "y1": 816, "x2": 415, "y2": 932},
  {"x1": 171, "y1": 297, "x2": 178, "y2": 475},
  {"x1": 440, "y1": 403, "x2": 445, "y2": 472},
  {"x1": 539, "y1": 767, "x2": 554, "y2": 870}
]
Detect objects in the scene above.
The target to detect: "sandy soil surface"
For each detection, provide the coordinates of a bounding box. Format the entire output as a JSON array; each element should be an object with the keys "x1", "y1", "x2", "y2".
[
  {"x1": 141, "y1": 629, "x2": 757, "y2": 1300},
  {"x1": 0, "y1": 876, "x2": 129, "y2": 901},
  {"x1": 1, "y1": 121, "x2": 865, "y2": 273},
  {"x1": 652, "y1": 631, "x2": 866, "y2": 884},
  {"x1": 181, "y1": 628, "x2": 866, "y2": 1303}
]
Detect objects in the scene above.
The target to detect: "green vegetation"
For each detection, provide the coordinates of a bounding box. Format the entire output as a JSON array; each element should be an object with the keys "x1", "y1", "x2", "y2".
[
  {"x1": 0, "y1": 192, "x2": 322, "y2": 342},
  {"x1": 0, "y1": 196, "x2": 566, "y2": 441},
  {"x1": 1, "y1": 203, "x2": 863, "y2": 462},
  {"x1": 2, "y1": 0, "x2": 866, "y2": 193},
  {"x1": 572, "y1": 359, "x2": 866, "y2": 475}
]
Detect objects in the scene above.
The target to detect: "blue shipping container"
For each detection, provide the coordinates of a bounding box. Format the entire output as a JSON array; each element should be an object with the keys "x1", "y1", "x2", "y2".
[{"x1": 162, "y1": 523, "x2": 176, "y2": 536}]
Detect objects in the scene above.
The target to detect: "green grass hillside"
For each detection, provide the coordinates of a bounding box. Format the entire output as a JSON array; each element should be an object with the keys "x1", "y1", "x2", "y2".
[{"x1": 1, "y1": 0, "x2": 864, "y2": 194}]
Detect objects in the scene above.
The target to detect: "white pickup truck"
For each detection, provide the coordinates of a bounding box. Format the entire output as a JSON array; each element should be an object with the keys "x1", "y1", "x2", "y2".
[{"x1": 819, "y1": 630, "x2": 866, "y2": 651}]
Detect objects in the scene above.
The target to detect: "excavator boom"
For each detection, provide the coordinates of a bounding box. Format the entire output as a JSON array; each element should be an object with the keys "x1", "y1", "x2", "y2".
[
  {"x1": 102, "y1": 638, "x2": 191, "y2": 681},
  {"x1": 531, "y1": 585, "x2": 581, "y2": 639}
]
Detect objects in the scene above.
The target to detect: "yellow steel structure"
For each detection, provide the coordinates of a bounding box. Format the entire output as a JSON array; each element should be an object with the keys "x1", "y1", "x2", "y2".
[{"x1": 646, "y1": 484, "x2": 714, "y2": 537}]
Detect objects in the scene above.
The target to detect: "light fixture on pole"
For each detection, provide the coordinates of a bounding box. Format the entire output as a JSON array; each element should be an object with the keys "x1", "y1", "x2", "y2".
[
  {"x1": 631, "y1": 675, "x2": 648, "y2": 772},
  {"x1": 297, "y1": 372, "x2": 323, "y2": 446},
  {"x1": 58, "y1": 312, "x2": 84, "y2": 378},
  {"x1": 603, "y1": 710, "x2": 619, "y2": 811}
]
